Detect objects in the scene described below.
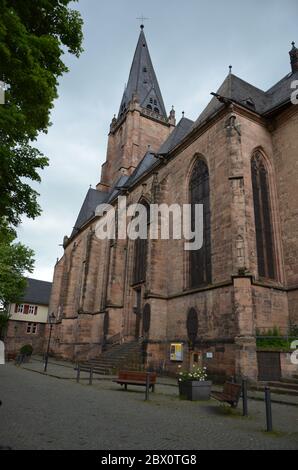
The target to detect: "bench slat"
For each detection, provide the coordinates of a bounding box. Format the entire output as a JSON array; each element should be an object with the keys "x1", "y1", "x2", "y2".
[{"x1": 212, "y1": 382, "x2": 241, "y2": 407}]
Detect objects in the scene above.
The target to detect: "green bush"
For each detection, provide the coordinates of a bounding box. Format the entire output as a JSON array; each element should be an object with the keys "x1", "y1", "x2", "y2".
[
  {"x1": 20, "y1": 344, "x2": 33, "y2": 356},
  {"x1": 256, "y1": 326, "x2": 298, "y2": 351}
]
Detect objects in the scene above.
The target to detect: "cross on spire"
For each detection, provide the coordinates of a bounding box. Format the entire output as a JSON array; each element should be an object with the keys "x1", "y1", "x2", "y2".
[{"x1": 136, "y1": 15, "x2": 149, "y2": 29}]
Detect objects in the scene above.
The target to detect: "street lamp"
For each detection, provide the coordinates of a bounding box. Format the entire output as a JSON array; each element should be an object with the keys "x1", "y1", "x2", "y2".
[{"x1": 44, "y1": 312, "x2": 56, "y2": 372}]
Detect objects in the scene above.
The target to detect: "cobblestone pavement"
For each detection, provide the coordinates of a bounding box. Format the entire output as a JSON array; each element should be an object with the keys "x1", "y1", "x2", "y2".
[
  {"x1": 0, "y1": 363, "x2": 297, "y2": 450},
  {"x1": 20, "y1": 356, "x2": 298, "y2": 406}
]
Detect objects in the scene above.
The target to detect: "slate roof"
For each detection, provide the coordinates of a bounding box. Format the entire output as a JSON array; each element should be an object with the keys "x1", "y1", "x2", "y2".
[
  {"x1": 158, "y1": 117, "x2": 194, "y2": 154},
  {"x1": 118, "y1": 28, "x2": 167, "y2": 118},
  {"x1": 71, "y1": 188, "x2": 109, "y2": 237},
  {"x1": 193, "y1": 70, "x2": 298, "y2": 129},
  {"x1": 107, "y1": 175, "x2": 129, "y2": 203},
  {"x1": 264, "y1": 70, "x2": 298, "y2": 113},
  {"x1": 20, "y1": 278, "x2": 52, "y2": 306},
  {"x1": 123, "y1": 151, "x2": 158, "y2": 190}
]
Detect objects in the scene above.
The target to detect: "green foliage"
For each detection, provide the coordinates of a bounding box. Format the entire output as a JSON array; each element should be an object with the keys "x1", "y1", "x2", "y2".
[
  {"x1": 289, "y1": 323, "x2": 298, "y2": 337},
  {"x1": 20, "y1": 344, "x2": 33, "y2": 356},
  {"x1": 256, "y1": 326, "x2": 298, "y2": 351},
  {"x1": 0, "y1": 0, "x2": 83, "y2": 225},
  {"x1": 0, "y1": 220, "x2": 34, "y2": 307},
  {"x1": 0, "y1": 311, "x2": 9, "y2": 337}
]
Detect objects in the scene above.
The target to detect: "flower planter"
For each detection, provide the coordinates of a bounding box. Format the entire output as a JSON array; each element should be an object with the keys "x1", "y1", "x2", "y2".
[{"x1": 178, "y1": 380, "x2": 212, "y2": 401}]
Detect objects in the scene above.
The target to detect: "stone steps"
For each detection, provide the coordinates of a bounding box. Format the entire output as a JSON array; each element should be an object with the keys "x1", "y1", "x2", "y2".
[
  {"x1": 280, "y1": 377, "x2": 298, "y2": 385},
  {"x1": 253, "y1": 384, "x2": 298, "y2": 397},
  {"x1": 79, "y1": 340, "x2": 143, "y2": 375},
  {"x1": 267, "y1": 381, "x2": 298, "y2": 391}
]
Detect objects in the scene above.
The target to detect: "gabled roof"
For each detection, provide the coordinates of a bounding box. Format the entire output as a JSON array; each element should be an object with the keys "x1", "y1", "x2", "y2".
[
  {"x1": 158, "y1": 117, "x2": 194, "y2": 154},
  {"x1": 20, "y1": 278, "x2": 52, "y2": 306},
  {"x1": 118, "y1": 27, "x2": 167, "y2": 118},
  {"x1": 264, "y1": 70, "x2": 298, "y2": 113},
  {"x1": 71, "y1": 188, "x2": 109, "y2": 237},
  {"x1": 193, "y1": 70, "x2": 298, "y2": 130}
]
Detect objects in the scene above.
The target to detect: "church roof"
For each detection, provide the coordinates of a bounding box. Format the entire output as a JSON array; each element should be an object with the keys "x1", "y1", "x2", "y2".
[
  {"x1": 158, "y1": 117, "x2": 194, "y2": 154},
  {"x1": 118, "y1": 27, "x2": 167, "y2": 118},
  {"x1": 264, "y1": 70, "x2": 298, "y2": 113},
  {"x1": 123, "y1": 151, "x2": 158, "y2": 190},
  {"x1": 71, "y1": 188, "x2": 108, "y2": 237},
  {"x1": 107, "y1": 175, "x2": 129, "y2": 203},
  {"x1": 192, "y1": 69, "x2": 298, "y2": 129}
]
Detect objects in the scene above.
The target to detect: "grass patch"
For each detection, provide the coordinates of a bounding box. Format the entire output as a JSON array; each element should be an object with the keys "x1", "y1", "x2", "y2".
[{"x1": 260, "y1": 430, "x2": 287, "y2": 438}]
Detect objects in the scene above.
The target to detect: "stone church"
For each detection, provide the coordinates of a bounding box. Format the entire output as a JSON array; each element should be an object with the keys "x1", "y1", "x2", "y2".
[{"x1": 48, "y1": 26, "x2": 298, "y2": 381}]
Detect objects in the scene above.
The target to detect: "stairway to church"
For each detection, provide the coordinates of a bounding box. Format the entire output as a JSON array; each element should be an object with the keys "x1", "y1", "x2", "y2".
[
  {"x1": 80, "y1": 341, "x2": 143, "y2": 375},
  {"x1": 252, "y1": 377, "x2": 298, "y2": 397}
]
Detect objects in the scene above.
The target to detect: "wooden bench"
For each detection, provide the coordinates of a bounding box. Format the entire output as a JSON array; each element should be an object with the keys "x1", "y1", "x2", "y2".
[
  {"x1": 211, "y1": 382, "x2": 242, "y2": 408},
  {"x1": 113, "y1": 370, "x2": 157, "y2": 392}
]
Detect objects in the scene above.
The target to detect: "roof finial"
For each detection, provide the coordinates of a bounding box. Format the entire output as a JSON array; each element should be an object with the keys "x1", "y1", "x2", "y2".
[
  {"x1": 291, "y1": 41, "x2": 296, "y2": 48},
  {"x1": 136, "y1": 15, "x2": 149, "y2": 30},
  {"x1": 229, "y1": 65, "x2": 232, "y2": 74},
  {"x1": 182, "y1": 111, "x2": 185, "y2": 117}
]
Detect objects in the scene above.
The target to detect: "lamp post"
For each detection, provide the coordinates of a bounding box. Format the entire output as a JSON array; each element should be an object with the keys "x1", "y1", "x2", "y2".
[{"x1": 44, "y1": 312, "x2": 55, "y2": 372}]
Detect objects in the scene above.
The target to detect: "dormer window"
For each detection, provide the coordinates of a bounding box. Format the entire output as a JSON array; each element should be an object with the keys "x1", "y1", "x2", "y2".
[
  {"x1": 154, "y1": 107, "x2": 159, "y2": 114},
  {"x1": 149, "y1": 98, "x2": 153, "y2": 103},
  {"x1": 146, "y1": 104, "x2": 152, "y2": 110},
  {"x1": 154, "y1": 99, "x2": 157, "y2": 105},
  {"x1": 143, "y1": 67, "x2": 147, "y2": 72}
]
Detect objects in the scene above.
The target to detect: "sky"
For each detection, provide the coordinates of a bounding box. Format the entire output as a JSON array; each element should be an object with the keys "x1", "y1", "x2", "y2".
[{"x1": 17, "y1": 0, "x2": 298, "y2": 282}]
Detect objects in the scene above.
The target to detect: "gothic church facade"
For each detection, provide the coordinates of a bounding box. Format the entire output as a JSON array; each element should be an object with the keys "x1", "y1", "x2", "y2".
[{"x1": 48, "y1": 27, "x2": 298, "y2": 380}]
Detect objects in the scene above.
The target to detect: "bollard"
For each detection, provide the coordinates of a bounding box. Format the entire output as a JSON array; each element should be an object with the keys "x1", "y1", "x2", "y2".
[
  {"x1": 76, "y1": 364, "x2": 80, "y2": 383},
  {"x1": 89, "y1": 367, "x2": 93, "y2": 385},
  {"x1": 265, "y1": 386, "x2": 273, "y2": 432},
  {"x1": 145, "y1": 372, "x2": 150, "y2": 401},
  {"x1": 242, "y1": 378, "x2": 248, "y2": 417}
]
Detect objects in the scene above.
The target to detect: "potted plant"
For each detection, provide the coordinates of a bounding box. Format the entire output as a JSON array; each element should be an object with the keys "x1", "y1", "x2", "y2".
[
  {"x1": 19, "y1": 344, "x2": 33, "y2": 363},
  {"x1": 178, "y1": 365, "x2": 212, "y2": 401}
]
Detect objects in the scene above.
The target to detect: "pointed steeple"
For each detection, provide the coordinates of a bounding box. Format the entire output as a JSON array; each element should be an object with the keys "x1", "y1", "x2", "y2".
[{"x1": 118, "y1": 26, "x2": 167, "y2": 118}]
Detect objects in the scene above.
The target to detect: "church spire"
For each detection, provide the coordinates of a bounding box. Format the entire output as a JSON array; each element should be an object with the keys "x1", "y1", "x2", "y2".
[{"x1": 118, "y1": 27, "x2": 167, "y2": 119}]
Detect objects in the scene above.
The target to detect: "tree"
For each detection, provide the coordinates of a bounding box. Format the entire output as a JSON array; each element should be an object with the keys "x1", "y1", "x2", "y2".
[
  {"x1": 0, "y1": 221, "x2": 34, "y2": 310},
  {"x1": 0, "y1": 0, "x2": 83, "y2": 225}
]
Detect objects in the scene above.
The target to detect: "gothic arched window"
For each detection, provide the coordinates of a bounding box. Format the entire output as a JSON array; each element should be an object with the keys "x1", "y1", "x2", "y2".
[
  {"x1": 251, "y1": 152, "x2": 275, "y2": 279},
  {"x1": 189, "y1": 159, "x2": 212, "y2": 288},
  {"x1": 133, "y1": 203, "x2": 149, "y2": 284}
]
